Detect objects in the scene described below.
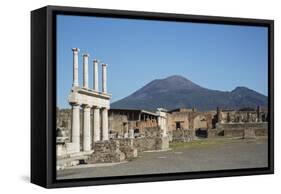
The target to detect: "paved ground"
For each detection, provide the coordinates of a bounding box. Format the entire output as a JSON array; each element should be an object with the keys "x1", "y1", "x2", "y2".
[{"x1": 57, "y1": 137, "x2": 268, "y2": 180}]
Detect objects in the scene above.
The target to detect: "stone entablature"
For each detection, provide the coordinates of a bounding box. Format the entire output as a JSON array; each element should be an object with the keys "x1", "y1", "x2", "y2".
[{"x1": 68, "y1": 87, "x2": 110, "y2": 109}]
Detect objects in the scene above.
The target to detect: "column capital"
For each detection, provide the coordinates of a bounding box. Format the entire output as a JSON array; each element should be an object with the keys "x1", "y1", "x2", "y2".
[
  {"x1": 94, "y1": 106, "x2": 102, "y2": 109},
  {"x1": 70, "y1": 102, "x2": 80, "y2": 106},
  {"x1": 82, "y1": 104, "x2": 91, "y2": 109},
  {"x1": 102, "y1": 63, "x2": 107, "y2": 67},
  {"x1": 83, "y1": 53, "x2": 90, "y2": 57},
  {"x1": 72, "y1": 48, "x2": 80, "y2": 52},
  {"x1": 93, "y1": 59, "x2": 99, "y2": 63}
]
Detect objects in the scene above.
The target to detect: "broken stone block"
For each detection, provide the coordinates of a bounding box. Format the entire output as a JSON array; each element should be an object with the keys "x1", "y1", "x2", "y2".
[{"x1": 243, "y1": 128, "x2": 256, "y2": 139}]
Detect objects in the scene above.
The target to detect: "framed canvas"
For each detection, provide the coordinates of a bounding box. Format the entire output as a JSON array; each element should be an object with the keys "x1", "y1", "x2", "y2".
[{"x1": 31, "y1": 5, "x2": 274, "y2": 188}]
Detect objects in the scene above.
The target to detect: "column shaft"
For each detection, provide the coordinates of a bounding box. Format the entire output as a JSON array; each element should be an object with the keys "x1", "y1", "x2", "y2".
[
  {"x1": 102, "y1": 108, "x2": 109, "y2": 140},
  {"x1": 93, "y1": 60, "x2": 99, "y2": 91},
  {"x1": 102, "y1": 64, "x2": 107, "y2": 93},
  {"x1": 93, "y1": 107, "x2": 101, "y2": 142},
  {"x1": 257, "y1": 106, "x2": 261, "y2": 122},
  {"x1": 217, "y1": 107, "x2": 221, "y2": 123},
  {"x1": 83, "y1": 106, "x2": 91, "y2": 151},
  {"x1": 83, "y1": 54, "x2": 89, "y2": 88},
  {"x1": 71, "y1": 104, "x2": 80, "y2": 152},
  {"x1": 72, "y1": 48, "x2": 79, "y2": 87},
  {"x1": 163, "y1": 117, "x2": 167, "y2": 137}
]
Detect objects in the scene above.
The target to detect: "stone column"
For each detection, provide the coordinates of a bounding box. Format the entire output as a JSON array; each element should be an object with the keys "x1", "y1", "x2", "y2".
[
  {"x1": 93, "y1": 59, "x2": 99, "y2": 91},
  {"x1": 163, "y1": 117, "x2": 167, "y2": 137},
  {"x1": 257, "y1": 106, "x2": 261, "y2": 122},
  {"x1": 102, "y1": 64, "x2": 107, "y2": 93},
  {"x1": 102, "y1": 108, "x2": 109, "y2": 140},
  {"x1": 129, "y1": 129, "x2": 134, "y2": 139},
  {"x1": 83, "y1": 54, "x2": 89, "y2": 88},
  {"x1": 217, "y1": 107, "x2": 221, "y2": 123},
  {"x1": 227, "y1": 112, "x2": 230, "y2": 123},
  {"x1": 157, "y1": 116, "x2": 161, "y2": 129},
  {"x1": 71, "y1": 103, "x2": 80, "y2": 152},
  {"x1": 72, "y1": 48, "x2": 80, "y2": 87},
  {"x1": 83, "y1": 105, "x2": 91, "y2": 151},
  {"x1": 93, "y1": 107, "x2": 101, "y2": 142}
]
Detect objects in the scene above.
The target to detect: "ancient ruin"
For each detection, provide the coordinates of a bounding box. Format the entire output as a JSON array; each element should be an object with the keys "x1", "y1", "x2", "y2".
[
  {"x1": 56, "y1": 48, "x2": 268, "y2": 170},
  {"x1": 57, "y1": 48, "x2": 169, "y2": 169}
]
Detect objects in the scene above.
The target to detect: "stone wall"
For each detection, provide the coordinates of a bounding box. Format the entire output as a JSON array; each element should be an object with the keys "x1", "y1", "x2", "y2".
[
  {"x1": 167, "y1": 111, "x2": 190, "y2": 132},
  {"x1": 220, "y1": 110, "x2": 268, "y2": 124},
  {"x1": 216, "y1": 122, "x2": 268, "y2": 138},
  {"x1": 108, "y1": 114, "x2": 128, "y2": 137},
  {"x1": 107, "y1": 114, "x2": 158, "y2": 138},
  {"x1": 207, "y1": 128, "x2": 224, "y2": 138},
  {"x1": 136, "y1": 119, "x2": 158, "y2": 135},
  {"x1": 133, "y1": 137, "x2": 169, "y2": 152},
  {"x1": 87, "y1": 140, "x2": 126, "y2": 163},
  {"x1": 172, "y1": 129, "x2": 195, "y2": 142},
  {"x1": 113, "y1": 139, "x2": 138, "y2": 160},
  {"x1": 167, "y1": 109, "x2": 216, "y2": 132},
  {"x1": 143, "y1": 126, "x2": 162, "y2": 137}
]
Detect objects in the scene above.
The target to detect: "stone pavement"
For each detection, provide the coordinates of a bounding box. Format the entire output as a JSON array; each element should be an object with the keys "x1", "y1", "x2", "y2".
[{"x1": 57, "y1": 138, "x2": 268, "y2": 180}]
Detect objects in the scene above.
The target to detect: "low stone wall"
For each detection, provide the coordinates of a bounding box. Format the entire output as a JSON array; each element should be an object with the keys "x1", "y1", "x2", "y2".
[
  {"x1": 144, "y1": 126, "x2": 162, "y2": 137},
  {"x1": 87, "y1": 136, "x2": 169, "y2": 163},
  {"x1": 207, "y1": 129, "x2": 224, "y2": 138},
  {"x1": 172, "y1": 129, "x2": 195, "y2": 142},
  {"x1": 216, "y1": 122, "x2": 268, "y2": 138},
  {"x1": 87, "y1": 140, "x2": 125, "y2": 163},
  {"x1": 133, "y1": 137, "x2": 169, "y2": 152},
  {"x1": 56, "y1": 142, "x2": 67, "y2": 158},
  {"x1": 113, "y1": 138, "x2": 138, "y2": 161}
]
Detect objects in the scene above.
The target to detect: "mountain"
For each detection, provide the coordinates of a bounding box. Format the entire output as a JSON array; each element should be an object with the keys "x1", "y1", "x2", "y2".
[{"x1": 111, "y1": 75, "x2": 268, "y2": 111}]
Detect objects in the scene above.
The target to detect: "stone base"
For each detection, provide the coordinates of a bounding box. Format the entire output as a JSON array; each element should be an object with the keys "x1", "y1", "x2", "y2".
[
  {"x1": 113, "y1": 139, "x2": 138, "y2": 161},
  {"x1": 243, "y1": 129, "x2": 256, "y2": 139},
  {"x1": 57, "y1": 142, "x2": 67, "y2": 157},
  {"x1": 57, "y1": 152, "x2": 92, "y2": 170},
  {"x1": 65, "y1": 142, "x2": 78, "y2": 154},
  {"x1": 156, "y1": 136, "x2": 169, "y2": 150},
  {"x1": 87, "y1": 140, "x2": 126, "y2": 163}
]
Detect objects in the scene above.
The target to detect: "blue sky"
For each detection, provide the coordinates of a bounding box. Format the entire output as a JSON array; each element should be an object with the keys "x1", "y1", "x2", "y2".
[{"x1": 57, "y1": 15, "x2": 268, "y2": 108}]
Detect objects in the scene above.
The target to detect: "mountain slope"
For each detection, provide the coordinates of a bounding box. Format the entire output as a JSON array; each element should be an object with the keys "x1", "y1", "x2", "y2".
[{"x1": 111, "y1": 75, "x2": 268, "y2": 111}]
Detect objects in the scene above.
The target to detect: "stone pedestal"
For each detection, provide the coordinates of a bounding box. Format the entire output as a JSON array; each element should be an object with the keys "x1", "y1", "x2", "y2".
[
  {"x1": 243, "y1": 128, "x2": 256, "y2": 139},
  {"x1": 88, "y1": 141, "x2": 125, "y2": 163},
  {"x1": 129, "y1": 129, "x2": 134, "y2": 139},
  {"x1": 115, "y1": 139, "x2": 138, "y2": 160},
  {"x1": 156, "y1": 136, "x2": 169, "y2": 150}
]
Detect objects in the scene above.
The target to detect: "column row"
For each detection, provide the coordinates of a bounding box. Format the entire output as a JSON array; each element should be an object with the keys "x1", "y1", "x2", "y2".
[
  {"x1": 72, "y1": 48, "x2": 107, "y2": 93},
  {"x1": 71, "y1": 104, "x2": 109, "y2": 153}
]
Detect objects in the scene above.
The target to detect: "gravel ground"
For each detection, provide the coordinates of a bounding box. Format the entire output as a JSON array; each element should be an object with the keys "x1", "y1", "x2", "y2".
[{"x1": 57, "y1": 138, "x2": 268, "y2": 180}]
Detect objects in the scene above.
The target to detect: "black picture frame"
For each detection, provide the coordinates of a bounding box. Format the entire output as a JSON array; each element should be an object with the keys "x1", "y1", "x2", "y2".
[{"x1": 31, "y1": 5, "x2": 274, "y2": 188}]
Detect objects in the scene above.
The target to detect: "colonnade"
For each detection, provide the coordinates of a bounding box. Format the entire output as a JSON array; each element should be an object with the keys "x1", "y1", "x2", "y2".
[{"x1": 70, "y1": 48, "x2": 110, "y2": 153}]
